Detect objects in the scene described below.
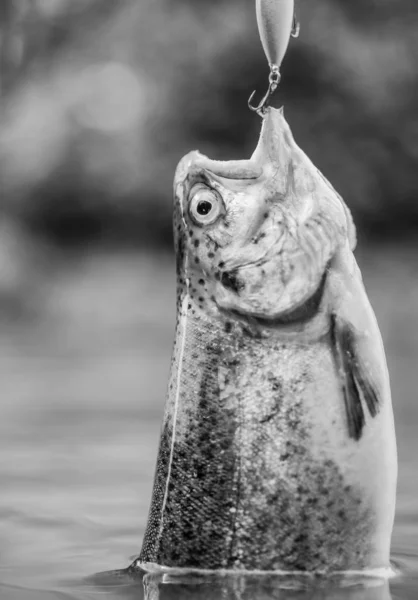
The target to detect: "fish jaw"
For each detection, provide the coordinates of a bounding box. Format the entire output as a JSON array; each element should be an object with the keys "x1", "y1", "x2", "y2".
[{"x1": 212, "y1": 228, "x2": 332, "y2": 322}]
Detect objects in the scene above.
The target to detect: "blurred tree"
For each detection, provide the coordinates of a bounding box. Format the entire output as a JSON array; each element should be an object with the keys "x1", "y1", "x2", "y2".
[{"x1": 0, "y1": 0, "x2": 24, "y2": 94}]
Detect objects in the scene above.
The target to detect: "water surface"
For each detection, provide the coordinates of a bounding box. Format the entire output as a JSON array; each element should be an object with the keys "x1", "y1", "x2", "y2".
[{"x1": 1, "y1": 247, "x2": 417, "y2": 599}]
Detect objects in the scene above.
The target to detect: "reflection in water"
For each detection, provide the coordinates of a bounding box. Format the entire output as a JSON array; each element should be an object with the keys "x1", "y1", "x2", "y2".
[
  {"x1": 85, "y1": 555, "x2": 418, "y2": 600},
  {"x1": 141, "y1": 571, "x2": 392, "y2": 600}
]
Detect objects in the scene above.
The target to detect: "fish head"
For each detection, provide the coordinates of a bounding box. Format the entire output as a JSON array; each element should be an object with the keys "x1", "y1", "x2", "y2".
[{"x1": 173, "y1": 108, "x2": 356, "y2": 323}]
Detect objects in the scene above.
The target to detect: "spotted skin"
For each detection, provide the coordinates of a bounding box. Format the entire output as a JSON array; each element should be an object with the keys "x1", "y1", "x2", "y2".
[
  {"x1": 137, "y1": 108, "x2": 397, "y2": 573},
  {"x1": 139, "y1": 313, "x2": 375, "y2": 571}
]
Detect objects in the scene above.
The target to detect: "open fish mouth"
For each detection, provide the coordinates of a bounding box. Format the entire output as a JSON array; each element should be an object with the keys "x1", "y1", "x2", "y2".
[{"x1": 223, "y1": 271, "x2": 328, "y2": 327}]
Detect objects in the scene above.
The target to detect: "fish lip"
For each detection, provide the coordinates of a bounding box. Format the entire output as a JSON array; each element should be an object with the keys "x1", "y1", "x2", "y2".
[{"x1": 218, "y1": 271, "x2": 328, "y2": 327}]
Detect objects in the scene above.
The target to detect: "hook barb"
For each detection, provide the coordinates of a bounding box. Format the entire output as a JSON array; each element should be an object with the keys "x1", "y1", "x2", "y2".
[{"x1": 248, "y1": 87, "x2": 272, "y2": 117}]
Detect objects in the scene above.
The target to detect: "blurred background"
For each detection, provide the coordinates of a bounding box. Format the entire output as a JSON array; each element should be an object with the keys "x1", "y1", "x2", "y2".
[{"x1": 1, "y1": 0, "x2": 418, "y2": 596}]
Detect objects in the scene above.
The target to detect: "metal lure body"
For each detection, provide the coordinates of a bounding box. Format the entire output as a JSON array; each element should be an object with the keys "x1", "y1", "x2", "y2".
[
  {"x1": 256, "y1": 0, "x2": 295, "y2": 68},
  {"x1": 136, "y1": 109, "x2": 397, "y2": 573}
]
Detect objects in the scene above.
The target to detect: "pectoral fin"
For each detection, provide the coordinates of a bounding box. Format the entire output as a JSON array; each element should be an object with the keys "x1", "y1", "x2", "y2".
[{"x1": 331, "y1": 313, "x2": 380, "y2": 440}]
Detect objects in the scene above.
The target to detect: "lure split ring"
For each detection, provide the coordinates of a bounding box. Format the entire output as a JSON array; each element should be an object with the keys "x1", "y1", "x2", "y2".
[{"x1": 248, "y1": 0, "x2": 300, "y2": 116}]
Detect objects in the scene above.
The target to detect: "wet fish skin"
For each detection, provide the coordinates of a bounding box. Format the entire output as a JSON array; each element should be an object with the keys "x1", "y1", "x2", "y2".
[{"x1": 137, "y1": 108, "x2": 397, "y2": 573}]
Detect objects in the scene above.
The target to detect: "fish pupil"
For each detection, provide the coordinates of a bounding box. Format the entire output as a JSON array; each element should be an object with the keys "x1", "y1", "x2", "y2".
[{"x1": 197, "y1": 200, "x2": 212, "y2": 215}]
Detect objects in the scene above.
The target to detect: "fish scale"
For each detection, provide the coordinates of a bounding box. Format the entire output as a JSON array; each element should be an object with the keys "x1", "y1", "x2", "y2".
[{"x1": 139, "y1": 306, "x2": 375, "y2": 571}]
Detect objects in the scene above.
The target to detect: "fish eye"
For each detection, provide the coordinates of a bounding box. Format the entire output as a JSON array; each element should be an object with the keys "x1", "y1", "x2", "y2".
[{"x1": 189, "y1": 185, "x2": 223, "y2": 226}]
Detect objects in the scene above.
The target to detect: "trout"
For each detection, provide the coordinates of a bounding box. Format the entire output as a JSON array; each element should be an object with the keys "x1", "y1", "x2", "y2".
[{"x1": 136, "y1": 108, "x2": 397, "y2": 573}]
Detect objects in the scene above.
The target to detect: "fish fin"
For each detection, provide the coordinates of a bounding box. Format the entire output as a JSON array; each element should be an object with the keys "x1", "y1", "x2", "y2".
[
  {"x1": 330, "y1": 313, "x2": 380, "y2": 440},
  {"x1": 348, "y1": 347, "x2": 380, "y2": 419}
]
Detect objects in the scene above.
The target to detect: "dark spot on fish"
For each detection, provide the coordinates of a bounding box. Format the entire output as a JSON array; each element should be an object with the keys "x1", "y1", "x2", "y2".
[
  {"x1": 226, "y1": 357, "x2": 240, "y2": 368},
  {"x1": 208, "y1": 252, "x2": 215, "y2": 258},
  {"x1": 224, "y1": 321, "x2": 232, "y2": 333},
  {"x1": 194, "y1": 257, "x2": 200, "y2": 264},
  {"x1": 263, "y1": 212, "x2": 269, "y2": 218},
  {"x1": 221, "y1": 270, "x2": 244, "y2": 293},
  {"x1": 194, "y1": 239, "x2": 200, "y2": 248},
  {"x1": 170, "y1": 550, "x2": 181, "y2": 562},
  {"x1": 214, "y1": 271, "x2": 220, "y2": 281},
  {"x1": 199, "y1": 297, "x2": 204, "y2": 303},
  {"x1": 176, "y1": 234, "x2": 185, "y2": 277},
  {"x1": 218, "y1": 261, "x2": 225, "y2": 269},
  {"x1": 198, "y1": 279, "x2": 205, "y2": 285},
  {"x1": 188, "y1": 230, "x2": 194, "y2": 237}
]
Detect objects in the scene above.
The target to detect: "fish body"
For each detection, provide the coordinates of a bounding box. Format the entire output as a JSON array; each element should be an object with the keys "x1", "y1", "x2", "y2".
[{"x1": 137, "y1": 108, "x2": 397, "y2": 573}]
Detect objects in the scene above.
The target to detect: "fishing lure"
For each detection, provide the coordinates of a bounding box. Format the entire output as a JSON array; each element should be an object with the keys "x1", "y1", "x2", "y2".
[
  {"x1": 249, "y1": 0, "x2": 299, "y2": 115},
  {"x1": 134, "y1": 0, "x2": 397, "y2": 575}
]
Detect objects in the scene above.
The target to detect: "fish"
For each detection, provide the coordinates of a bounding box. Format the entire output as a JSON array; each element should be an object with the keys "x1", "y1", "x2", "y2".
[{"x1": 135, "y1": 107, "x2": 397, "y2": 574}]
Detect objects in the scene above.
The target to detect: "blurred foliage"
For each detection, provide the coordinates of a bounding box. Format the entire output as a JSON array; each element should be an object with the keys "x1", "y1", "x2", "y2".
[{"x1": 1, "y1": 0, "x2": 418, "y2": 248}]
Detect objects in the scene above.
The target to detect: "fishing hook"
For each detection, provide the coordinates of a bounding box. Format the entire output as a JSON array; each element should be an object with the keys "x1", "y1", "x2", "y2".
[
  {"x1": 248, "y1": 0, "x2": 300, "y2": 117},
  {"x1": 248, "y1": 65, "x2": 281, "y2": 117}
]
